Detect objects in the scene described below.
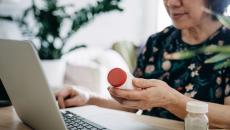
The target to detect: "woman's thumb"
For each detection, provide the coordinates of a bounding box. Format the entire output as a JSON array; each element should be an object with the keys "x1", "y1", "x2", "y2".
[{"x1": 132, "y1": 78, "x2": 153, "y2": 89}]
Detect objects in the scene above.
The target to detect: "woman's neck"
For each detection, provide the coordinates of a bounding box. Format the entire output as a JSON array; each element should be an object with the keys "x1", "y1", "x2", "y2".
[{"x1": 181, "y1": 19, "x2": 222, "y2": 45}]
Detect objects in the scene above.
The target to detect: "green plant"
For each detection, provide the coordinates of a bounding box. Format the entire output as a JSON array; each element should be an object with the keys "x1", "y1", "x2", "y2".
[
  {"x1": 167, "y1": 8, "x2": 230, "y2": 70},
  {"x1": 167, "y1": 45, "x2": 230, "y2": 70},
  {"x1": 0, "y1": 0, "x2": 123, "y2": 59}
]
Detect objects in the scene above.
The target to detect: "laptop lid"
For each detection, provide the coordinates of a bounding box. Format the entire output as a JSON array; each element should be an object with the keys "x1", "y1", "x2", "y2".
[{"x1": 0, "y1": 39, "x2": 67, "y2": 130}]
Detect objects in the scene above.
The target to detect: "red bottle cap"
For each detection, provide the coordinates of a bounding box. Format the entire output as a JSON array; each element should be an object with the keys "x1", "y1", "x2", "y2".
[{"x1": 107, "y1": 68, "x2": 127, "y2": 88}]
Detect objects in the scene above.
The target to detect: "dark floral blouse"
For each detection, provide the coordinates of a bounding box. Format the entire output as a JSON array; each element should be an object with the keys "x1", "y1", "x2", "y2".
[{"x1": 133, "y1": 26, "x2": 230, "y2": 121}]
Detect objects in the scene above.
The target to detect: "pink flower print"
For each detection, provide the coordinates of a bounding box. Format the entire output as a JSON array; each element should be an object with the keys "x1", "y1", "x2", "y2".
[
  {"x1": 162, "y1": 60, "x2": 171, "y2": 71},
  {"x1": 153, "y1": 47, "x2": 159, "y2": 53},
  {"x1": 145, "y1": 65, "x2": 155, "y2": 74},
  {"x1": 215, "y1": 87, "x2": 223, "y2": 98},
  {"x1": 149, "y1": 57, "x2": 154, "y2": 62},
  {"x1": 134, "y1": 68, "x2": 143, "y2": 77},
  {"x1": 197, "y1": 66, "x2": 202, "y2": 71},
  {"x1": 216, "y1": 77, "x2": 222, "y2": 85},
  {"x1": 163, "y1": 52, "x2": 171, "y2": 59},
  {"x1": 225, "y1": 85, "x2": 230, "y2": 96},
  {"x1": 218, "y1": 40, "x2": 224, "y2": 46},
  {"x1": 142, "y1": 47, "x2": 147, "y2": 54},
  {"x1": 190, "y1": 91, "x2": 197, "y2": 97},
  {"x1": 163, "y1": 28, "x2": 169, "y2": 33},
  {"x1": 225, "y1": 77, "x2": 229, "y2": 83},
  {"x1": 184, "y1": 91, "x2": 197, "y2": 98},
  {"x1": 185, "y1": 84, "x2": 194, "y2": 91},
  {"x1": 159, "y1": 72, "x2": 170, "y2": 80},
  {"x1": 176, "y1": 86, "x2": 184, "y2": 92}
]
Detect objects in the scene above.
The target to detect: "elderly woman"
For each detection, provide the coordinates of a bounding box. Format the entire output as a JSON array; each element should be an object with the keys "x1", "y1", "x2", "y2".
[{"x1": 56, "y1": 0, "x2": 230, "y2": 128}]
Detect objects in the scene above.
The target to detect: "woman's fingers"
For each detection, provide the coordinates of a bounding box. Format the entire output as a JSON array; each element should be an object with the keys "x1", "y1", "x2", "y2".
[
  {"x1": 58, "y1": 97, "x2": 65, "y2": 109},
  {"x1": 55, "y1": 87, "x2": 72, "y2": 99},
  {"x1": 132, "y1": 78, "x2": 168, "y2": 89},
  {"x1": 55, "y1": 87, "x2": 76, "y2": 109},
  {"x1": 121, "y1": 100, "x2": 140, "y2": 107},
  {"x1": 132, "y1": 78, "x2": 153, "y2": 89},
  {"x1": 65, "y1": 97, "x2": 81, "y2": 107},
  {"x1": 110, "y1": 94, "x2": 126, "y2": 104},
  {"x1": 108, "y1": 86, "x2": 144, "y2": 100},
  {"x1": 110, "y1": 92, "x2": 142, "y2": 109}
]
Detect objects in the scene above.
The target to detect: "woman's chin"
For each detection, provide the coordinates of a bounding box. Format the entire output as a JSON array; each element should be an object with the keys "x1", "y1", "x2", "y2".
[{"x1": 173, "y1": 22, "x2": 193, "y2": 30}]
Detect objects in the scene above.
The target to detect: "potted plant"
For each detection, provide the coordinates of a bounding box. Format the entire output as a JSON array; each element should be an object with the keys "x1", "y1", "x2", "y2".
[{"x1": 0, "y1": 0, "x2": 123, "y2": 87}]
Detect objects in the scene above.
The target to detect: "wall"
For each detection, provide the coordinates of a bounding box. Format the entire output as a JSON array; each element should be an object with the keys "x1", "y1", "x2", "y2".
[{"x1": 0, "y1": 0, "x2": 171, "y2": 49}]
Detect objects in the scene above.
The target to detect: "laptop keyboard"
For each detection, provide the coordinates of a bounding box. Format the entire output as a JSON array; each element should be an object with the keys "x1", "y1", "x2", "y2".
[{"x1": 62, "y1": 111, "x2": 110, "y2": 130}]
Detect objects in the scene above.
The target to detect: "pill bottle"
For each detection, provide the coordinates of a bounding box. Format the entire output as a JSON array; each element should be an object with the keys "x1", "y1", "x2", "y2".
[
  {"x1": 185, "y1": 101, "x2": 209, "y2": 130},
  {"x1": 107, "y1": 68, "x2": 134, "y2": 90}
]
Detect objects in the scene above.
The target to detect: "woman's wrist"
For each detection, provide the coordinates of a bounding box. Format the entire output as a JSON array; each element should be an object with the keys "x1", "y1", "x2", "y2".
[
  {"x1": 163, "y1": 89, "x2": 179, "y2": 109},
  {"x1": 86, "y1": 92, "x2": 98, "y2": 105},
  {"x1": 163, "y1": 88, "x2": 191, "y2": 110}
]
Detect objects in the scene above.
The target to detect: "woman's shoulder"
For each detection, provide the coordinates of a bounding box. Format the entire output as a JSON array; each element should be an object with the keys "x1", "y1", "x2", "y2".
[
  {"x1": 145, "y1": 25, "x2": 177, "y2": 48},
  {"x1": 219, "y1": 27, "x2": 230, "y2": 45},
  {"x1": 221, "y1": 26, "x2": 230, "y2": 35},
  {"x1": 212, "y1": 26, "x2": 230, "y2": 45},
  {"x1": 148, "y1": 26, "x2": 176, "y2": 41}
]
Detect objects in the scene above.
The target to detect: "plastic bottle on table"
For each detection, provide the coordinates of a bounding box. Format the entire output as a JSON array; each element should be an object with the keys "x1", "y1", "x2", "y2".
[{"x1": 185, "y1": 101, "x2": 209, "y2": 130}]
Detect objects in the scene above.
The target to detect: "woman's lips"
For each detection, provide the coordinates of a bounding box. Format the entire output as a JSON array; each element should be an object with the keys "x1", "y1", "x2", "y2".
[{"x1": 171, "y1": 13, "x2": 188, "y2": 20}]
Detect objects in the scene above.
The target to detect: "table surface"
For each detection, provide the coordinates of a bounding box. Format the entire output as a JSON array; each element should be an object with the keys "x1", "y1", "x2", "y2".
[{"x1": 0, "y1": 106, "x2": 228, "y2": 130}]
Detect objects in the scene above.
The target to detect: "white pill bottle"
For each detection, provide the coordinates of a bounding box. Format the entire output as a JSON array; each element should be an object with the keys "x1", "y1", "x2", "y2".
[
  {"x1": 185, "y1": 101, "x2": 209, "y2": 130},
  {"x1": 107, "y1": 68, "x2": 134, "y2": 90}
]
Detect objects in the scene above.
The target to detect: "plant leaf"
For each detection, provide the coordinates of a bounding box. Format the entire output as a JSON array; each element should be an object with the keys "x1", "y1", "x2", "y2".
[
  {"x1": 0, "y1": 16, "x2": 13, "y2": 21},
  {"x1": 167, "y1": 51, "x2": 196, "y2": 60},
  {"x1": 214, "y1": 60, "x2": 230, "y2": 70},
  {"x1": 205, "y1": 54, "x2": 230, "y2": 63},
  {"x1": 217, "y1": 15, "x2": 230, "y2": 29},
  {"x1": 64, "y1": 44, "x2": 87, "y2": 55},
  {"x1": 200, "y1": 45, "x2": 230, "y2": 54}
]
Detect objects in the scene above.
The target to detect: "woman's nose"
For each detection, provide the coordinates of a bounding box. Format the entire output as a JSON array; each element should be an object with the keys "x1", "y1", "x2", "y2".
[{"x1": 164, "y1": 0, "x2": 182, "y2": 7}]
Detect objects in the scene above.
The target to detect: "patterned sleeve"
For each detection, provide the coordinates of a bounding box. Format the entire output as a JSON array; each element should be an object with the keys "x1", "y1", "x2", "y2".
[{"x1": 133, "y1": 34, "x2": 159, "y2": 78}]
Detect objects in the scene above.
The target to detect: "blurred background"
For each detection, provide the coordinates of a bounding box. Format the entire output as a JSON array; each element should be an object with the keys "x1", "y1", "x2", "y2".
[
  {"x1": 0, "y1": 0, "x2": 171, "y2": 48},
  {"x1": 1, "y1": 0, "x2": 228, "y2": 98},
  {"x1": 0, "y1": 0, "x2": 230, "y2": 99}
]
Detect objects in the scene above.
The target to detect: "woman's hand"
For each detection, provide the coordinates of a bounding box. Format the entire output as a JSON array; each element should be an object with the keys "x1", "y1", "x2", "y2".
[
  {"x1": 108, "y1": 78, "x2": 178, "y2": 110},
  {"x1": 55, "y1": 85, "x2": 90, "y2": 109}
]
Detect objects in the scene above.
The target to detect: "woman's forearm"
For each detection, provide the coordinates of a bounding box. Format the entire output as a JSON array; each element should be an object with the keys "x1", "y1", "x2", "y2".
[
  {"x1": 206, "y1": 102, "x2": 230, "y2": 128},
  {"x1": 164, "y1": 90, "x2": 230, "y2": 128},
  {"x1": 87, "y1": 93, "x2": 137, "y2": 113}
]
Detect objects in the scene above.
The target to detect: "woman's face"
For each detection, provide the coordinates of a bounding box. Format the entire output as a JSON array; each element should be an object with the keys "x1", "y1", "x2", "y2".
[{"x1": 163, "y1": 0, "x2": 211, "y2": 29}]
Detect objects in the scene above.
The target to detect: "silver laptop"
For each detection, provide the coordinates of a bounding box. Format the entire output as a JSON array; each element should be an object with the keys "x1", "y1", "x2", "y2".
[{"x1": 0, "y1": 39, "x2": 110, "y2": 130}]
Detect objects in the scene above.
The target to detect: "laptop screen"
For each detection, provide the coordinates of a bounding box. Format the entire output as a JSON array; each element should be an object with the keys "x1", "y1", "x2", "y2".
[{"x1": 0, "y1": 79, "x2": 11, "y2": 107}]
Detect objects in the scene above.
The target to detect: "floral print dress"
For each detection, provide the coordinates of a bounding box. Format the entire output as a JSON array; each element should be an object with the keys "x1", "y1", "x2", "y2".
[{"x1": 133, "y1": 26, "x2": 230, "y2": 120}]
